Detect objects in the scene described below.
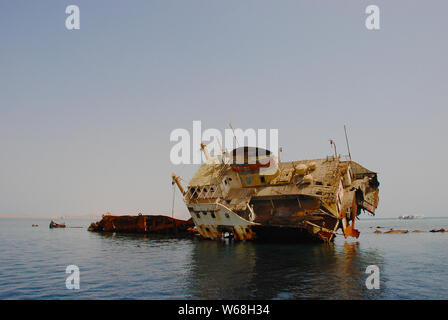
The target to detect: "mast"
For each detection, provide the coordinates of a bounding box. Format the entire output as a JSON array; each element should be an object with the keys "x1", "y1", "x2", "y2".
[
  {"x1": 329, "y1": 139, "x2": 337, "y2": 158},
  {"x1": 200, "y1": 141, "x2": 210, "y2": 161},
  {"x1": 228, "y1": 122, "x2": 240, "y2": 147},
  {"x1": 344, "y1": 125, "x2": 352, "y2": 161},
  {"x1": 171, "y1": 173, "x2": 185, "y2": 195}
]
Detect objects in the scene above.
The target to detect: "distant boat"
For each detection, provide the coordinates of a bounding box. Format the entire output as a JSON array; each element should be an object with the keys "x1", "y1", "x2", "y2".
[
  {"x1": 49, "y1": 220, "x2": 66, "y2": 228},
  {"x1": 398, "y1": 215, "x2": 425, "y2": 220}
]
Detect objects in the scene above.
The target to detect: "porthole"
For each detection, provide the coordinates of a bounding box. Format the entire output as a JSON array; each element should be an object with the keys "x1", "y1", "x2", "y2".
[
  {"x1": 196, "y1": 213, "x2": 201, "y2": 219},
  {"x1": 225, "y1": 213, "x2": 230, "y2": 219},
  {"x1": 211, "y1": 212, "x2": 216, "y2": 219}
]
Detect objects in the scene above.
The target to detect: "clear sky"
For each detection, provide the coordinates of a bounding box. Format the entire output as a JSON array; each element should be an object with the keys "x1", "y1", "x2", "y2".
[{"x1": 1, "y1": 1, "x2": 447, "y2": 219}]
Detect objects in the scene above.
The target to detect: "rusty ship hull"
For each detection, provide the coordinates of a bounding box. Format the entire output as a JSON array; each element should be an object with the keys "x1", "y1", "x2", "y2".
[{"x1": 172, "y1": 145, "x2": 379, "y2": 243}]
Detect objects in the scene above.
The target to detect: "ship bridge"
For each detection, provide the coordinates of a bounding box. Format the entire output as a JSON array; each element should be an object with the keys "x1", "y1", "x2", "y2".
[{"x1": 230, "y1": 147, "x2": 279, "y2": 187}]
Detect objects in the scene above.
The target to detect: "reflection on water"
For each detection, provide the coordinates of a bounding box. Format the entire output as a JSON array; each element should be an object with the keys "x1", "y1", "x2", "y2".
[{"x1": 186, "y1": 240, "x2": 385, "y2": 299}]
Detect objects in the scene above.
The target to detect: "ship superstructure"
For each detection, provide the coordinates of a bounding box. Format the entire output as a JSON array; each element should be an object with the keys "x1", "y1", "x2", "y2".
[{"x1": 172, "y1": 141, "x2": 379, "y2": 242}]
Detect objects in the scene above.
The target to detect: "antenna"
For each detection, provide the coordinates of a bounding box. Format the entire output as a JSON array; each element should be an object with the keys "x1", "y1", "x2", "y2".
[
  {"x1": 344, "y1": 125, "x2": 352, "y2": 161},
  {"x1": 228, "y1": 122, "x2": 240, "y2": 147}
]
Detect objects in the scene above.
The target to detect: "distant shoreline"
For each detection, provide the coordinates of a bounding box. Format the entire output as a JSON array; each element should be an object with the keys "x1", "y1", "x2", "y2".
[
  {"x1": 0, "y1": 214, "x2": 102, "y2": 220},
  {"x1": 1, "y1": 215, "x2": 447, "y2": 220}
]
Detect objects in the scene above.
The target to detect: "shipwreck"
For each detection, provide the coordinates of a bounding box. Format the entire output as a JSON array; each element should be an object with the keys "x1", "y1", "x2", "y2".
[
  {"x1": 88, "y1": 213, "x2": 195, "y2": 237},
  {"x1": 172, "y1": 139, "x2": 380, "y2": 243},
  {"x1": 49, "y1": 220, "x2": 66, "y2": 228}
]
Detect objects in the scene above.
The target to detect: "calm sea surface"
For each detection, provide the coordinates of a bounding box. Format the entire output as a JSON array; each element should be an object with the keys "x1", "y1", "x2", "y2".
[{"x1": 0, "y1": 217, "x2": 447, "y2": 300}]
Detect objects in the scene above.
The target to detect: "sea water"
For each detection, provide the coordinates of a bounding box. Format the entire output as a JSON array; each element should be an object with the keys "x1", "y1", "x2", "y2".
[{"x1": 0, "y1": 217, "x2": 447, "y2": 299}]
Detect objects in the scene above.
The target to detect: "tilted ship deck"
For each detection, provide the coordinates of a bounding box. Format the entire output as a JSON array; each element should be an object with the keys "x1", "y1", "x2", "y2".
[{"x1": 172, "y1": 143, "x2": 379, "y2": 242}]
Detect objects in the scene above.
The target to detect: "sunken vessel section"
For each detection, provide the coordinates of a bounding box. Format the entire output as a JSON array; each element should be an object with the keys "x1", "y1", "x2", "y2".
[{"x1": 172, "y1": 143, "x2": 379, "y2": 243}]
